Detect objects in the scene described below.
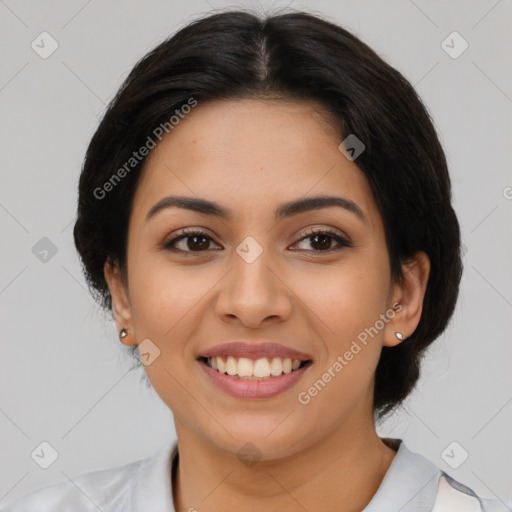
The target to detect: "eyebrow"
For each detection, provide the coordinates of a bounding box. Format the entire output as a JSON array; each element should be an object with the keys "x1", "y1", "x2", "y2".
[{"x1": 145, "y1": 194, "x2": 367, "y2": 224}]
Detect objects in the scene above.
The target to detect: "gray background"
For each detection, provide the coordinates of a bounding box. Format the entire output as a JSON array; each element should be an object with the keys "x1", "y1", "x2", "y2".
[{"x1": 1, "y1": 0, "x2": 511, "y2": 506}]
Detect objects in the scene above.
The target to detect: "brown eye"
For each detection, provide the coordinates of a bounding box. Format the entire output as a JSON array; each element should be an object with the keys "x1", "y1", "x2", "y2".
[
  {"x1": 292, "y1": 229, "x2": 352, "y2": 253},
  {"x1": 163, "y1": 229, "x2": 222, "y2": 253}
]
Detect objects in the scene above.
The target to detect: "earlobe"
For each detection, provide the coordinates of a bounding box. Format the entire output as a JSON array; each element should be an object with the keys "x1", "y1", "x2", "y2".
[
  {"x1": 384, "y1": 251, "x2": 430, "y2": 348},
  {"x1": 104, "y1": 259, "x2": 136, "y2": 346}
]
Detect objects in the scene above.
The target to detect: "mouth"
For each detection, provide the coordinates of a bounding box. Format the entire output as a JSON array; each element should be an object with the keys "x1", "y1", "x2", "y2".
[
  {"x1": 196, "y1": 341, "x2": 314, "y2": 398},
  {"x1": 197, "y1": 355, "x2": 313, "y2": 380},
  {"x1": 196, "y1": 342, "x2": 314, "y2": 399}
]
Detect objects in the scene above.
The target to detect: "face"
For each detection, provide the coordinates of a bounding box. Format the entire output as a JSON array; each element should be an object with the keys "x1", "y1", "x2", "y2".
[{"x1": 105, "y1": 98, "x2": 429, "y2": 460}]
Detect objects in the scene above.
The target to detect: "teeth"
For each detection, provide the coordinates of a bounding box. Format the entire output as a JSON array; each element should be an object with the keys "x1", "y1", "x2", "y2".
[
  {"x1": 270, "y1": 357, "x2": 283, "y2": 376},
  {"x1": 253, "y1": 358, "x2": 270, "y2": 377},
  {"x1": 205, "y1": 356, "x2": 306, "y2": 379},
  {"x1": 226, "y1": 356, "x2": 237, "y2": 376},
  {"x1": 237, "y1": 357, "x2": 253, "y2": 377}
]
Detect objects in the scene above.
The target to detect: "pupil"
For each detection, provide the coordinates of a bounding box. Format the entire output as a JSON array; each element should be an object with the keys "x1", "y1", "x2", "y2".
[
  {"x1": 311, "y1": 234, "x2": 331, "y2": 250},
  {"x1": 188, "y1": 236, "x2": 209, "y2": 251}
]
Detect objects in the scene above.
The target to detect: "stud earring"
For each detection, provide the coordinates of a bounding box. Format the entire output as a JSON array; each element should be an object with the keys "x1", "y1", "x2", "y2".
[
  {"x1": 395, "y1": 332, "x2": 404, "y2": 340},
  {"x1": 119, "y1": 328, "x2": 129, "y2": 340}
]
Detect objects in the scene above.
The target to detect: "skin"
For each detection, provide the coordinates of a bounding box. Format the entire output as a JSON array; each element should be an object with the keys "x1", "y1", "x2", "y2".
[{"x1": 104, "y1": 98, "x2": 430, "y2": 511}]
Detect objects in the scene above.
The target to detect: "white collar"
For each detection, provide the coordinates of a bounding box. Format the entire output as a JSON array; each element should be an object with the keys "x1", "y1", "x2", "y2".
[{"x1": 362, "y1": 438, "x2": 441, "y2": 511}]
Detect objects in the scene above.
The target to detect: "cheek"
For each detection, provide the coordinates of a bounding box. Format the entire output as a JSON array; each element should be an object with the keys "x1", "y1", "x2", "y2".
[
  {"x1": 294, "y1": 259, "x2": 388, "y2": 338},
  {"x1": 296, "y1": 268, "x2": 385, "y2": 419},
  {"x1": 127, "y1": 262, "x2": 202, "y2": 413},
  {"x1": 290, "y1": 255, "x2": 389, "y2": 404},
  {"x1": 128, "y1": 258, "x2": 205, "y2": 337}
]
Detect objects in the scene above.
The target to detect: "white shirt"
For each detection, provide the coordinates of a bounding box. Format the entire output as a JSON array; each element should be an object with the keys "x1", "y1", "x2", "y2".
[{"x1": 2, "y1": 438, "x2": 510, "y2": 511}]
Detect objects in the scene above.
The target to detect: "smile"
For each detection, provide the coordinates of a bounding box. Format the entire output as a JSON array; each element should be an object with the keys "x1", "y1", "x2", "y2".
[
  {"x1": 197, "y1": 356, "x2": 313, "y2": 399},
  {"x1": 200, "y1": 355, "x2": 311, "y2": 380}
]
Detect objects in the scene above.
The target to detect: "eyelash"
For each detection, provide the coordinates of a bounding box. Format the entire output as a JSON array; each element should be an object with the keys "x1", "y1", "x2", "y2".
[{"x1": 162, "y1": 227, "x2": 352, "y2": 255}]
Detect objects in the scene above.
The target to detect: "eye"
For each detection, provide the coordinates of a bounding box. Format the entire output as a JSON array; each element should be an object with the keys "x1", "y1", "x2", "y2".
[
  {"x1": 162, "y1": 227, "x2": 352, "y2": 255},
  {"x1": 291, "y1": 228, "x2": 352, "y2": 253},
  {"x1": 162, "y1": 228, "x2": 221, "y2": 253}
]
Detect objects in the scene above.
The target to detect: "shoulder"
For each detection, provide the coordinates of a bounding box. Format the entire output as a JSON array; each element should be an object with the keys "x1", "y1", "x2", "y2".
[
  {"x1": 377, "y1": 438, "x2": 512, "y2": 512},
  {"x1": 436, "y1": 472, "x2": 512, "y2": 512},
  {"x1": 0, "y1": 442, "x2": 176, "y2": 512},
  {"x1": 1, "y1": 460, "x2": 140, "y2": 512}
]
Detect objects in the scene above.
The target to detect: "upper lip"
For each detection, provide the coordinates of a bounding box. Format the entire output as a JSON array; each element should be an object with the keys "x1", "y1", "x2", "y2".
[{"x1": 198, "y1": 341, "x2": 313, "y2": 361}]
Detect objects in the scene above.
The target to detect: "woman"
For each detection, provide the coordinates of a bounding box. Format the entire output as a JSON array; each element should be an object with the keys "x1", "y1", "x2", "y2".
[{"x1": 3, "y1": 9, "x2": 510, "y2": 512}]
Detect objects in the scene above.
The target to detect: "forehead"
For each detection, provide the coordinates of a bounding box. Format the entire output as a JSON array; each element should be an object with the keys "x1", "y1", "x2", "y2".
[{"x1": 130, "y1": 98, "x2": 379, "y2": 228}]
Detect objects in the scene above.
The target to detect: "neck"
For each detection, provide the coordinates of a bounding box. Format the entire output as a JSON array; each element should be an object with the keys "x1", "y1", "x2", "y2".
[{"x1": 172, "y1": 413, "x2": 397, "y2": 512}]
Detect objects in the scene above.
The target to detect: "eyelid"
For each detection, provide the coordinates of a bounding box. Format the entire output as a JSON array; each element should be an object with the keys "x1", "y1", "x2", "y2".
[
  {"x1": 297, "y1": 225, "x2": 351, "y2": 242},
  {"x1": 162, "y1": 227, "x2": 220, "y2": 248}
]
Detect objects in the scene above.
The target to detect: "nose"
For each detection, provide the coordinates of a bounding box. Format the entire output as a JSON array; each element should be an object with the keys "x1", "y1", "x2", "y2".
[{"x1": 214, "y1": 246, "x2": 293, "y2": 329}]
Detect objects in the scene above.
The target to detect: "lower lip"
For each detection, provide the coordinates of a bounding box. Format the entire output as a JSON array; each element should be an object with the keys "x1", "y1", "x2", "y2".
[{"x1": 198, "y1": 359, "x2": 313, "y2": 399}]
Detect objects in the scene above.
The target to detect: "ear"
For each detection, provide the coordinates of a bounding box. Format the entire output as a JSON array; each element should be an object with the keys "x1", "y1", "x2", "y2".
[
  {"x1": 384, "y1": 251, "x2": 430, "y2": 348},
  {"x1": 103, "y1": 258, "x2": 137, "y2": 347}
]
